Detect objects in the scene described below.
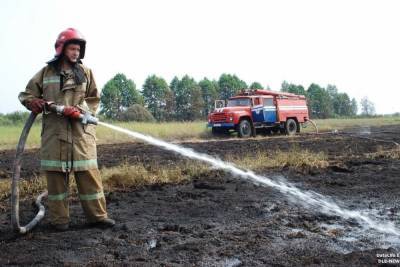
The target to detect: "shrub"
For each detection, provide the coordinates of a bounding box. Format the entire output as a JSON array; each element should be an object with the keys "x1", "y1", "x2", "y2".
[
  {"x1": 5, "y1": 111, "x2": 30, "y2": 123},
  {"x1": 118, "y1": 104, "x2": 155, "y2": 122}
]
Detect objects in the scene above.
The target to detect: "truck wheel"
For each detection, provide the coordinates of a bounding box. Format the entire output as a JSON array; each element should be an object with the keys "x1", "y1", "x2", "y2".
[
  {"x1": 285, "y1": 119, "x2": 298, "y2": 136},
  {"x1": 238, "y1": 119, "x2": 252, "y2": 138}
]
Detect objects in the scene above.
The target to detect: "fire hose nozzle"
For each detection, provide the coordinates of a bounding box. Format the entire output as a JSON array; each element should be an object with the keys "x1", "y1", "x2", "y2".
[
  {"x1": 45, "y1": 102, "x2": 98, "y2": 125},
  {"x1": 79, "y1": 112, "x2": 99, "y2": 125}
]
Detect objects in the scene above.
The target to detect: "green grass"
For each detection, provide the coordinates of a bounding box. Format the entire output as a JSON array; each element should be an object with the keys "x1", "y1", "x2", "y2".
[
  {"x1": 97, "y1": 121, "x2": 210, "y2": 145},
  {"x1": 0, "y1": 117, "x2": 399, "y2": 150},
  {"x1": 0, "y1": 121, "x2": 209, "y2": 150},
  {"x1": 0, "y1": 124, "x2": 42, "y2": 150}
]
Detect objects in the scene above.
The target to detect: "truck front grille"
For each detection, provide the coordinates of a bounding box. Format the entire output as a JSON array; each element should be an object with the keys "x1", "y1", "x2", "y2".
[{"x1": 211, "y1": 113, "x2": 228, "y2": 122}]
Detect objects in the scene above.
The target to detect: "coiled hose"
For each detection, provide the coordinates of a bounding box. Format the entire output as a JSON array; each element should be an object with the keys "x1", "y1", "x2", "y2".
[{"x1": 11, "y1": 112, "x2": 48, "y2": 234}]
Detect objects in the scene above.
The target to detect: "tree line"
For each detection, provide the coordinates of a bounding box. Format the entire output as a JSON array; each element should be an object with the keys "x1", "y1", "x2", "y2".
[
  {"x1": 100, "y1": 73, "x2": 369, "y2": 121},
  {"x1": 0, "y1": 75, "x2": 385, "y2": 125},
  {"x1": 280, "y1": 81, "x2": 359, "y2": 119}
]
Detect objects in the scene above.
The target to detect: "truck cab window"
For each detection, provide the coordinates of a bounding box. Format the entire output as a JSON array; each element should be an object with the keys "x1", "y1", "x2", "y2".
[
  {"x1": 263, "y1": 98, "x2": 273, "y2": 106},
  {"x1": 227, "y1": 98, "x2": 252, "y2": 107}
]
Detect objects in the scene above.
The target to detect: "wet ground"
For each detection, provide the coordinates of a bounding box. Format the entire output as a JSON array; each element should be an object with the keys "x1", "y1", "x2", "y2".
[{"x1": 1, "y1": 125, "x2": 400, "y2": 266}]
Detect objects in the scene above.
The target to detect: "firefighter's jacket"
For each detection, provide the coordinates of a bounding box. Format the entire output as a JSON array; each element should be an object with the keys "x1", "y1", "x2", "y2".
[{"x1": 18, "y1": 64, "x2": 100, "y2": 172}]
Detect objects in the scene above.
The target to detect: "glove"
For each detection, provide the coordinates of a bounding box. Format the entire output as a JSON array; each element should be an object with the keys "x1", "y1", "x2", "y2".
[
  {"x1": 63, "y1": 106, "x2": 81, "y2": 119},
  {"x1": 27, "y1": 98, "x2": 46, "y2": 114}
]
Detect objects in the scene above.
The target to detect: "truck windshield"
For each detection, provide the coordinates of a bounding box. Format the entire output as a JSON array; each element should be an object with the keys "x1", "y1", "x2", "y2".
[{"x1": 227, "y1": 98, "x2": 251, "y2": 107}]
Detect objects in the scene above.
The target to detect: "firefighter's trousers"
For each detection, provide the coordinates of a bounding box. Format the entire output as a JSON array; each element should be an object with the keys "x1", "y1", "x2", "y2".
[{"x1": 46, "y1": 169, "x2": 108, "y2": 225}]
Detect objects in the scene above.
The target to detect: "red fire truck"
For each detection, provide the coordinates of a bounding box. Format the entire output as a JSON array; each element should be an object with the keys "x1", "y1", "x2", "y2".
[{"x1": 207, "y1": 89, "x2": 309, "y2": 137}]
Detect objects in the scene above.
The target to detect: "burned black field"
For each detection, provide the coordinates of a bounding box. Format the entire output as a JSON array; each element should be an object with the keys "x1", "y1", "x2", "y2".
[{"x1": 1, "y1": 125, "x2": 400, "y2": 266}]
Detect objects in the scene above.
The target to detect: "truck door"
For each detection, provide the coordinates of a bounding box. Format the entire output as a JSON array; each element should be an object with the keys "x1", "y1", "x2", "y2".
[
  {"x1": 263, "y1": 98, "x2": 277, "y2": 123},
  {"x1": 251, "y1": 97, "x2": 264, "y2": 123}
]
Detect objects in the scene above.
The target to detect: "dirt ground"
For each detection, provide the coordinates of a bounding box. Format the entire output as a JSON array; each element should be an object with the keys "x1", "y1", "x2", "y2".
[{"x1": 1, "y1": 125, "x2": 400, "y2": 266}]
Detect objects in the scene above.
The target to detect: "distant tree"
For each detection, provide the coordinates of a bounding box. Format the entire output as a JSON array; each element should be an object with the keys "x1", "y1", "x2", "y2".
[
  {"x1": 142, "y1": 75, "x2": 171, "y2": 121},
  {"x1": 281, "y1": 81, "x2": 306, "y2": 96},
  {"x1": 100, "y1": 73, "x2": 142, "y2": 119},
  {"x1": 171, "y1": 76, "x2": 184, "y2": 120},
  {"x1": 324, "y1": 84, "x2": 355, "y2": 117},
  {"x1": 169, "y1": 76, "x2": 181, "y2": 120},
  {"x1": 199, "y1": 78, "x2": 219, "y2": 116},
  {"x1": 341, "y1": 93, "x2": 352, "y2": 116},
  {"x1": 249, "y1": 82, "x2": 263, "y2": 89},
  {"x1": 360, "y1": 97, "x2": 376, "y2": 116},
  {"x1": 350, "y1": 98, "x2": 358, "y2": 116},
  {"x1": 173, "y1": 75, "x2": 204, "y2": 120},
  {"x1": 218, "y1": 74, "x2": 247, "y2": 100},
  {"x1": 326, "y1": 84, "x2": 338, "y2": 99},
  {"x1": 281, "y1": 81, "x2": 290, "y2": 92},
  {"x1": 326, "y1": 84, "x2": 352, "y2": 117},
  {"x1": 280, "y1": 81, "x2": 357, "y2": 118},
  {"x1": 307, "y1": 83, "x2": 333, "y2": 118},
  {"x1": 169, "y1": 76, "x2": 180, "y2": 93},
  {"x1": 190, "y1": 84, "x2": 205, "y2": 120},
  {"x1": 164, "y1": 89, "x2": 176, "y2": 121},
  {"x1": 327, "y1": 85, "x2": 344, "y2": 116}
]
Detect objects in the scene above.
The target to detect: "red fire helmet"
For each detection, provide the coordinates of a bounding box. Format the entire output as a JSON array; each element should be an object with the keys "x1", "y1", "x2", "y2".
[{"x1": 54, "y1": 28, "x2": 86, "y2": 59}]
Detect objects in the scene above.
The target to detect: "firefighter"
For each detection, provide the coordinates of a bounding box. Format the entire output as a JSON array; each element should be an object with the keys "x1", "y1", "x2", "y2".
[{"x1": 18, "y1": 28, "x2": 115, "y2": 231}]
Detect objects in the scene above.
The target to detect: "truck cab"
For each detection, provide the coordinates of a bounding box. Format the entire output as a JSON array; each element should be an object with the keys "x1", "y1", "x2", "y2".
[{"x1": 207, "y1": 89, "x2": 309, "y2": 137}]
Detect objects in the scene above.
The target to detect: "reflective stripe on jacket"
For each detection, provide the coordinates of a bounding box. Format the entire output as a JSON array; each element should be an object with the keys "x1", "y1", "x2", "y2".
[{"x1": 19, "y1": 64, "x2": 100, "y2": 172}]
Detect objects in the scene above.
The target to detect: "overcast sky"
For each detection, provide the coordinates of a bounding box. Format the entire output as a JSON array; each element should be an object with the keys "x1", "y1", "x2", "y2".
[{"x1": 1, "y1": 0, "x2": 399, "y2": 114}]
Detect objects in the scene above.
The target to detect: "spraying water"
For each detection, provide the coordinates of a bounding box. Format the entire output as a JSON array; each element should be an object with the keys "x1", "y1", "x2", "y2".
[{"x1": 99, "y1": 122, "x2": 400, "y2": 238}]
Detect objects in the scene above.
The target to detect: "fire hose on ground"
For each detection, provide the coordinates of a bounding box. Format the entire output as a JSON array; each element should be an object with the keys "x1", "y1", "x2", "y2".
[
  {"x1": 11, "y1": 103, "x2": 98, "y2": 234},
  {"x1": 303, "y1": 119, "x2": 319, "y2": 134}
]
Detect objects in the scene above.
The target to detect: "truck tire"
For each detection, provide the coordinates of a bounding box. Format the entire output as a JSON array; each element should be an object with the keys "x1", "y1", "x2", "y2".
[
  {"x1": 285, "y1": 119, "x2": 298, "y2": 136},
  {"x1": 238, "y1": 119, "x2": 252, "y2": 138}
]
